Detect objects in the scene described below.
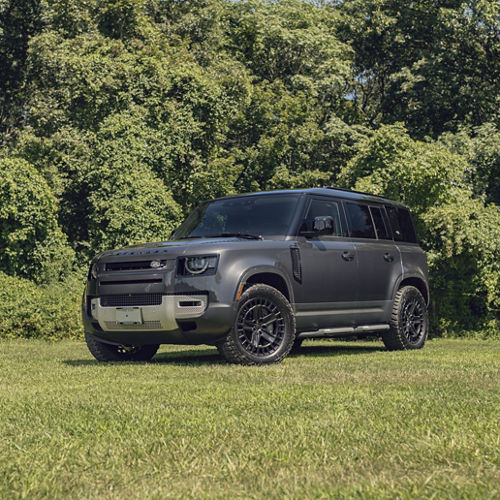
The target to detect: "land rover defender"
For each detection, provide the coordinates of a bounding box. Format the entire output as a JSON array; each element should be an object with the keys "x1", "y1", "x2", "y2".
[{"x1": 83, "y1": 188, "x2": 429, "y2": 365}]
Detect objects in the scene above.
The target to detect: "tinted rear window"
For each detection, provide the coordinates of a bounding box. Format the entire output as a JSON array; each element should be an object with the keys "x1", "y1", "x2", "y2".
[
  {"x1": 345, "y1": 202, "x2": 376, "y2": 239},
  {"x1": 385, "y1": 206, "x2": 418, "y2": 243}
]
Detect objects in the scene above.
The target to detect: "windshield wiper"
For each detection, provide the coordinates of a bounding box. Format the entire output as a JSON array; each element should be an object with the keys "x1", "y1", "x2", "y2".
[{"x1": 206, "y1": 232, "x2": 263, "y2": 240}]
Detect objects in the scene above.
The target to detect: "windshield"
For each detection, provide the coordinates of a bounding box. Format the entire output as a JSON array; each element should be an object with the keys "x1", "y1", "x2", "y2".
[{"x1": 172, "y1": 194, "x2": 300, "y2": 239}]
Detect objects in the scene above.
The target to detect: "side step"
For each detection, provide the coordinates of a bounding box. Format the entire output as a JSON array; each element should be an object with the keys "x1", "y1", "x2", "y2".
[{"x1": 297, "y1": 324, "x2": 389, "y2": 339}]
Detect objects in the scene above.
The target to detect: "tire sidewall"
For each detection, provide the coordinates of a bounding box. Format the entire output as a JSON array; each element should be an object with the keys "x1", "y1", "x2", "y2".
[{"x1": 230, "y1": 285, "x2": 295, "y2": 364}]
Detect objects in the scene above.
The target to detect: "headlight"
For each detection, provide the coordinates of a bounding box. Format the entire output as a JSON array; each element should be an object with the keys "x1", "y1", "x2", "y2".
[{"x1": 180, "y1": 255, "x2": 218, "y2": 276}]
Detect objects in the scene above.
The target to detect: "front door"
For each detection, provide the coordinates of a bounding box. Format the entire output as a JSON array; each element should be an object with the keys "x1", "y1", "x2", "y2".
[{"x1": 292, "y1": 197, "x2": 359, "y2": 329}]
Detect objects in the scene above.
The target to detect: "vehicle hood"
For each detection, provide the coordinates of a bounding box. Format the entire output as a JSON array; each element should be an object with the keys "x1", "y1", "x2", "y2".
[{"x1": 94, "y1": 238, "x2": 266, "y2": 262}]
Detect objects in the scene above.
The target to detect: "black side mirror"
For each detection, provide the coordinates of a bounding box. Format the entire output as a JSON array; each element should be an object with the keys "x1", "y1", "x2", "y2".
[{"x1": 313, "y1": 216, "x2": 335, "y2": 235}]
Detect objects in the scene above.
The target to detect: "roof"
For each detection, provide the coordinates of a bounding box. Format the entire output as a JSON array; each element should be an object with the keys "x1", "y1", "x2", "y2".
[{"x1": 216, "y1": 187, "x2": 407, "y2": 208}]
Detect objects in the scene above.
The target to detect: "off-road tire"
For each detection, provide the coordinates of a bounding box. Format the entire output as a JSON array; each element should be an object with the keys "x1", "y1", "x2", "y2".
[
  {"x1": 216, "y1": 284, "x2": 296, "y2": 365},
  {"x1": 85, "y1": 332, "x2": 159, "y2": 362},
  {"x1": 382, "y1": 285, "x2": 428, "y2": 350}
]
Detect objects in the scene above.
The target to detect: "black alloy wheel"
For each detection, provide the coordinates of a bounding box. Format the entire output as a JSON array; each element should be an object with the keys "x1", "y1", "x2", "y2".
[
  {"x1": 217, "y1": 284, "x2": 296, "y2": 365},
  {"x1": 401, "y1": 296, "x2": 426, "y2": 343},
  {"x1": 382, "y1": 285, "x2": 429, "y2": 350},
  {"x1": 236, "y1": 297, "x2": 285, "y2": 357}
]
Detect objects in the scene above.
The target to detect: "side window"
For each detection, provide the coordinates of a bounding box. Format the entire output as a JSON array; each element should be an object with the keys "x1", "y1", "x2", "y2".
[
  {"x1": 370, "y1": 206, "x2": 390, "y2": 240},
  {"x1": 344, "y1": 202, "x2": 376, "y2": 239},
  {"x1": 300, "y1": 198, "x2": 343, "y2": 236},
  {"x1": 385, "y1": 205, "x2": 418, "y2": 243}
]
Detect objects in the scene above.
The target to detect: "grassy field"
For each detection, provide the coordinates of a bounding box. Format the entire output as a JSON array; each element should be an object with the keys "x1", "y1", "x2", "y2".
[{"x1": 0, "y1": 339, "x2": 498, "y2": 499}]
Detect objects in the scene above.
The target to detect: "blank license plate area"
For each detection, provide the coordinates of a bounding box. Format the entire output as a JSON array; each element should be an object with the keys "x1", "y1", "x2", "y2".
[{"x1": 116, "y1": 307, "x2": 142, "y2": 325}]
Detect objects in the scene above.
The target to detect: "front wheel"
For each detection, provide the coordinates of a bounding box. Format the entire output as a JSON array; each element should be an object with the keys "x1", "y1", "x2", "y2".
[
  {"x1": 85, "y1": 333, "x2": 159, "y2": 362},
  {"x1": 382, "y1": 285, "x2": 429, "y2": 350},
  {"x1": 217, "y1": 284, "x2": 296, "y2": 365}
]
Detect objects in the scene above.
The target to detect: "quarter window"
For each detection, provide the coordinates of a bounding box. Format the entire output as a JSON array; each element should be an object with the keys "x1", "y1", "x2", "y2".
[
  {"x1": 385, "y1": 206, "x2": 418, "y2": 243},
  {"x1": 345, "y1": 202, "x2": 376, "y2": 239}
]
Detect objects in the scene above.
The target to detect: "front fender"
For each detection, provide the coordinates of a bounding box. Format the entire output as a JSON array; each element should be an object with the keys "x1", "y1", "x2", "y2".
[{"x1": 237, "y1": 264, "x2": 295, "y2": 304}]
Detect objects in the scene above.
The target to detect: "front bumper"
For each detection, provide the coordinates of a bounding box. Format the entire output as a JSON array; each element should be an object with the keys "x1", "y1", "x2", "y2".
[
  {"x1": 90, "y1": 295, "x2": 208, "y2": 332},
  {"x1": 82, "y1": 293, "x2": 235, "y2": 346}
]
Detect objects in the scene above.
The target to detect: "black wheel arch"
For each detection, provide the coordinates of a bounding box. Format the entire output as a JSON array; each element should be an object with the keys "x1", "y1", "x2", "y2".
[
  {"x1": 236, "y1": 266, "x2": 294, "y2": 305},
  {"x1": 393, "y1": 275, "x2": 429, "y2": 305}
]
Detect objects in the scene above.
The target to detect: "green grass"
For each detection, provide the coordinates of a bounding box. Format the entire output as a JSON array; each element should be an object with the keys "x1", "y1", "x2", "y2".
[{"x1": 0, "y1": 339, "x2": 498, "y2": 499}]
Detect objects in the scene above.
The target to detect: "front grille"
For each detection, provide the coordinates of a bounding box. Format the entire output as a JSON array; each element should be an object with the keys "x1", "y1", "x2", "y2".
[
  {"x1": 100, "y1": 294, "x2": 163, "y2": 307},
  {"x1": 105, "y1": 260, "x2": 166, "y2": 272},
  {"x1": 99, "y1": 279, "x2": 162, "y2": 286}
]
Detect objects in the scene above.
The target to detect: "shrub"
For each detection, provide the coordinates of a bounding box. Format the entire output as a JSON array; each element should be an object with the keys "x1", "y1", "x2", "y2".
[
  {"x1": 0, "y1": 272, "x2": 83, "y2": 340},
  {"x1": 423, "y1": 198, "x2": 500, "y2": 335}
]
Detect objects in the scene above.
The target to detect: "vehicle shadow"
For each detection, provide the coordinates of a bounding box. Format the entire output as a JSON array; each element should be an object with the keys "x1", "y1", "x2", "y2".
[
  {"x1": 292, "y1": 343, "x2": 385, "y2": 358},
  {"x1": 63, "y1": 343, "x2": 384, "y2": 367},
  {"x1": 62, "y1": 348, "x2": 222, "y2": 367}
]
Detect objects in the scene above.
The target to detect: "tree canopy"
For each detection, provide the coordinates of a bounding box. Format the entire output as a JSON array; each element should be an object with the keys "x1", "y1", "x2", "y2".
[{"x1": 0, "y1": 0, "x2": 499, "y2": 334}]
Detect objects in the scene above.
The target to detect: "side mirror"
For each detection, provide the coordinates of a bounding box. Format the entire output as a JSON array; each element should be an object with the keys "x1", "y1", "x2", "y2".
[{"x1": 313, "y1": 216, "x2": 335, "y2": 235}]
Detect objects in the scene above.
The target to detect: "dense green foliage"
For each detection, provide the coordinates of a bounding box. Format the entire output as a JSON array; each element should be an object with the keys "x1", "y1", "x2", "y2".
[
  {"x1": 0, "y1": 271, "x2": 81, "y2": 339},
  {"x1": 0, "y1": 0, "x2": 499, "y2": 336},
  {"x1": 340, "y1": 125, "x2": 500, "y2": 333},
  {"x1": 0, "y1": 157, "x2": 74, "y2": 283}
]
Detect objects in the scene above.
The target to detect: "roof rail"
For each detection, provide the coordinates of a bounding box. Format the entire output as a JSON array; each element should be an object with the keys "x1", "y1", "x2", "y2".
[{"x1": 322, "y1": 186, "x2": 389, "y2": 200}]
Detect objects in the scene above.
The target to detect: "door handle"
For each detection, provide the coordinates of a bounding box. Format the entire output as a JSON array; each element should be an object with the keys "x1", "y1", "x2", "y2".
[
  {"x1": 341, "y1": 251, "x2": 355, "y2": 262},
  {"x1": 384, "y1": 252, "x2": 394, "y2": 262}
]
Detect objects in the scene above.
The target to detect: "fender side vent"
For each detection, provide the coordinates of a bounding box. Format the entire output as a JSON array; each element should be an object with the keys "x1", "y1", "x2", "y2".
[{"x1": 290, "y1": 246, "x2": 302, "y2": 283}]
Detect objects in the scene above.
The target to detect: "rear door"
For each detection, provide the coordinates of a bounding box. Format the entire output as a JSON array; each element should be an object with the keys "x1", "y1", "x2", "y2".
[{"x1": 343, "y1": 201, "x2": 401, "y2": 324}]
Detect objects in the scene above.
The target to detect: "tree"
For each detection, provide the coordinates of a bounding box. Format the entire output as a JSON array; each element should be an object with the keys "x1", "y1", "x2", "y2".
[
  {"x1": 0, "y1": 0, "x2": 498, "y2": 337},
  {"x1": 337, "y1": 0, "x2": 500, "y2": 138},
  {"x1": 0, "y1": 157, "x2": 74, "y2": 283},
  {"x1": 0, "y1": 0, "x2": 43, "y2": 143},
  {"x1": 439, "y1": 123, "x2": 500, "y2": 205},
  {"x1": 87, "y1": 165, "x2": 182, "y2": 253},
  {"x1": 423, "y1": 198, "x2": 500, "y2": 333}
]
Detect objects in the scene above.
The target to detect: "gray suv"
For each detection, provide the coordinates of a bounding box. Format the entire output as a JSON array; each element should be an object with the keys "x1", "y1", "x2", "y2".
[{"x1": 83, "y1": 188, "x2": 429, "y2": 365}]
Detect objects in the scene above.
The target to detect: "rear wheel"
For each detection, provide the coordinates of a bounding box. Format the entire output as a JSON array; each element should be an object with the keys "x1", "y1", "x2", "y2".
[
  {"x1": 85, "y1": 333, "x2": 159, "y2": 362},
  {"x1": 217, "y1": 284, "x2": 295, "y2": 365},
  {"x1": 382, "y1": 285, "x2": 428, "y2": 350}
]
